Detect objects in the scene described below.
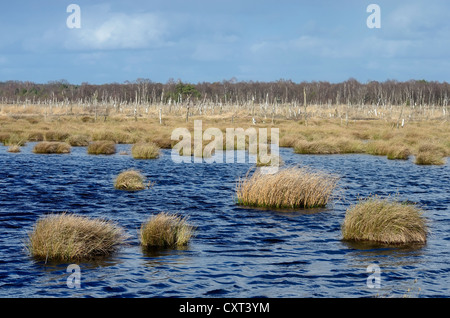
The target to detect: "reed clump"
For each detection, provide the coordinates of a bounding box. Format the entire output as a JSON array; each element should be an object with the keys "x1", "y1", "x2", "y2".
[
  {"x1": 386, "y1": 145, "x2": 411, "y2": 160},
  {"x1": 26, "y1": 213, "x2": 127, "y2": 261},
  {"x1": 8, "y1": 145, "x2": 21, "y2": 153},
  {"x1": 67, "y1": 134, "x2": 90, "y2": 147},
  {"x1": 236, "y1": 166, "x2": 339, "y2": 209},
  {"x1": 342, "y1": 196, "x2": 427, "y2": 245},
  {"x1": 414, "y1": 143, "x2": 447, "y2": 165},
  {"x1": 87, "y1": 140, "x2": 116, "y2": 155},
  {"x1": 140, "y1": 212, "x2": 194, "y2": 248},
  {"x1": 33, "y1": 141, "x2": 71, "y2": 154},
  {"x1": 131, "y1": 142, "x2": 160, "y2": 159},
  {"x1": 114, "y1": 169, "x2": 146, "y2": 191}
]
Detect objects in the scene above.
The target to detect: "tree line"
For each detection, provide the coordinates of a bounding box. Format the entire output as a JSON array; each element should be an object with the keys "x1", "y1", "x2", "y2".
[{"x1": 1, "y1": 78, "x2": 448, "y2": 107}]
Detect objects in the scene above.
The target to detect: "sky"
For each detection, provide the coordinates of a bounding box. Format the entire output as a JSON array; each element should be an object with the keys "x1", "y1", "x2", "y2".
[{"x1": 0, "y1": 0, "x2": 449, "y2": 84}]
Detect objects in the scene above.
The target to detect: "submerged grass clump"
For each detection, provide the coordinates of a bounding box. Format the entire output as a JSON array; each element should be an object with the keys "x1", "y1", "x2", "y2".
[
  {"x1": 342, "y1": 196, "x2": 427, "y2": 245},
  {"x1": 236, "y1": 166, "x2": 339, "y2": 209},
  {"x1": 140, "y1": 212, "x2": 194, "y2": 248},
  {"x1": 114, "y1": 169, "x2": 146, "y2": 191},
  {"x1": 87, "y1": 140, "x2": 116, "y2": 155},
  {"x1": 131, "y1": 142, "x2": 160, "y2": 159},
  {"x1": 33, "y1": 141, "x2": 71, "y2": 154},
  {"x1": 8, "y1": 145, "x2": 21, "y2": 153},
  {"x1": 26, "y1": 213, "x2": 127, "y2": 261}
]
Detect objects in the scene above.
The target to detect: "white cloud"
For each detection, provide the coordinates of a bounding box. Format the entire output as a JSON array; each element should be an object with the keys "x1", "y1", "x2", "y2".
[{"x1": 65, "y1": 11, "x2": 169, "y2": 50}]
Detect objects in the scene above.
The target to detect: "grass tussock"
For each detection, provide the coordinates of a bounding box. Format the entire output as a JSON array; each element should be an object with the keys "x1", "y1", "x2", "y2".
[
  {"x1": 342, "y1": 196, "x2": 427, "y2": 245},
  {"x1": 236, "y1": 166, "x2": 339, "y2": 209},
  {"x1": 45, "y1": 130, "x2": 70, "y2": 142},
  {"x1": 33, "y1": 141, "x2": 71, "y2": 154},
  {"x1": 414, "y1": 143, "x2": 447, "y2": 165},
  {"x1": 8, "y1": 145, "x2": 21, "y2": 153},
  {"x1": 386, "y1": 145, "x2": 411, "y2": 160},
  {"x1": 131, "y1": 142, "x2": 160, "y2": 159},
  {"x1": 114, "y1": 169, "x2": 146, "y2": 191},
  {"x1": 140, "y1": 212, "x2": 194, "y2": 248},
  {"x1": 87, "y1": 140, "x2": 116, "y2": 155},
  {"x1": 26, "y1": 213, "x2": 127, "y2": 261},
  {"x1": 67, "y1": 134, "x2": 90, "y2": 147}
]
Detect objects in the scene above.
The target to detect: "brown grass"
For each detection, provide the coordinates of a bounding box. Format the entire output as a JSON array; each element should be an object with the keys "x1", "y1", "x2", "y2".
[
  {"x1": 67, "y1": 134, "x2": 90, "y2": 147},
  {"x1": 236, "y1": 166, "x2": 339, "y2": 209},
  {"x1": 33, "y1": 141, "x2": 71, "y2": 154},
  {"x1": 8, "y1": 145, "x2": 21, "y2": 153},
  {"x1": 342, "y1": 196, "x2": 427, "y2": 244},
  {"x1": 87, "y1": 140, "x2": 116, "y2": 155},
  {"x1": 140, "y1": 212, "x2": 194, "y2": 248},
  {"x1": 131, "y1": 142, "x2": 160, "y2": 159},
  {"x1": 114, "y1": 169, "x2": 146, "y2": 191},
  {"x1": 26, "y1": 213, "x2": 127, "y2": 261}
]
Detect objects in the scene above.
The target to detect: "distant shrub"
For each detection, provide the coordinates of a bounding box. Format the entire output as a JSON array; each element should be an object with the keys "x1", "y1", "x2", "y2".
[{"x1": 33, "y1": 141, "x2": 71, "y2": 154}]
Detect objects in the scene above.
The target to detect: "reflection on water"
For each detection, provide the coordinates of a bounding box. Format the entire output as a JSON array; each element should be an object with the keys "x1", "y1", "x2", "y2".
[{"x1": 0, "y1": 144, "x2": 449, "y2": 297}]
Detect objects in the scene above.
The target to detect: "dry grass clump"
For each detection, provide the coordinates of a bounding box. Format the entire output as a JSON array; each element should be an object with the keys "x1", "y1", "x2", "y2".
[
  {"x1": 365, "y1": 140, "x2": 390, "y2": 156},
  {"x1": 26, "y1": 213, "x2": 127, "y2": 261},
  {"x1": 294, "y1": 140, "x2": 339, "y2": 154},
  {"x1": 8, "y1": 145, "x2": 21, "y2": 153},
  {"x1": 131, "y1": 142, "x2": 160, "y2": 159},
  {"x1": 293, "y1": 137, "x2": 364, "y2": 155},
  {"x1": 414, "y1": 143, "x2": 447, "y2": 165},
  {"x1": 140, "y1": 212, "x2": 194, "y2": 248},
  {"x1": 33, "y1": 141, "x2": 71, "y2": 154},
  {"x1": 236, "y1": 166, "x2": 339, "y2": 209},
  {"x1": 2, "y1": 133, "x2": 27, "y2": 146},
  {"x1": 44, "y1": 130, "x2": 70, "y2": 142},
  {"x1": 342, "y1": 196, "x2": 427, "y2": 245},
  {"x1": 386, "y1": 145, "x2": 411, "y2": 160},
  {"x1": 87, "y1": 140, "x2": 116, "y2": 155},
  {"x1": 415, "y1": 151, "x2": 445, "y2": 165},
  {"x1": 114, "y1": 169, "x2": 146, "y2": 191},
  {"x1": 67, "y1": 134, "x2": 90, "y2": 147}
]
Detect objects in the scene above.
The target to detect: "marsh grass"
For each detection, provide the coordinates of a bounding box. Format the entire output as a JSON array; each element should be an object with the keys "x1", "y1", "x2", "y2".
[
  {"x1": 8, "y1": 145, "x2": 21, "y2": 153},
  {"x1": 114, "y1": 169, "x2": 146, "y2": 191},
  {"x1": 342, "y1": 196, "x2": 427, "y2": 245},
  {"x1": 26, "y1": 213, "x2": 127, "y2": 261},
  {"x1": 386, "y1": 145, "x2": 411, "y2": 160},
  {"x1": 33, "y1": 141, "x2": 71, "y2": 154},
  {"x1": 67, "y1": 134, "x2": 90, "y2": 147},
  {"x1": 2, "y1": 133, "x2": 27, "y2": 146},
  {"x1": 87, "y1": 140, "x2": 116, "y2": 155},
  {"x1": 414, "y1": 143, "x2": 447, "y2": 165},
  {"x1": 131, "y1": 142, "x2": 160, "y2": 159},
  {"x1": 236, "y1": 166, "x2": 339, "y2": 209},
  {"x1": 140, "y1": 212, "x2": 194, "y2": 248}
]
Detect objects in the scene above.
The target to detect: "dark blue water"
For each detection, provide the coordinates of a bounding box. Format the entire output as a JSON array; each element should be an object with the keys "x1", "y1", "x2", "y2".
[{"x1": 0, "y1": 143, "x2": 449, "y2": 298}]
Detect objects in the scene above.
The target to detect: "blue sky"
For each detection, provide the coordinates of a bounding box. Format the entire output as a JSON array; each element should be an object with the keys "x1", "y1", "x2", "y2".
[{"x1": 0, "y1": 0, "x2": 449, "y2": 84}]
